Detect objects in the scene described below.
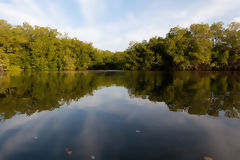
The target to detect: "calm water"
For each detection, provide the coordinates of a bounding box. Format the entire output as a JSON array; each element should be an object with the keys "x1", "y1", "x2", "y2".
[{"x1": 0, "y1": 71, "x2": 240, "y2": 160}]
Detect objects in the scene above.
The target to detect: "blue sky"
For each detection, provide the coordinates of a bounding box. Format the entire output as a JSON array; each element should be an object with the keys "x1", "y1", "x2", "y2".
[{"x1": 0, "y1": 0, "x2": 240, "y2": 51}]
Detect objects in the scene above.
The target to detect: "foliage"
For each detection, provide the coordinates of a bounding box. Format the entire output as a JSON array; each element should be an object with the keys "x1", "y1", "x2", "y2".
[
  {"x1": 1, "y1": 19, "x2": 240, "y2": 71},
  {"x1": 0, "y1": 20, "x2": 124, "y2": 71},
  {"x1": 125, "y1": 22, "x2": 240, "y2": 70}
]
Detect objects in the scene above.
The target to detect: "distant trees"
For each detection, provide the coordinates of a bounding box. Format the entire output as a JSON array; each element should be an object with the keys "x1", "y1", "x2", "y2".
[
  {"x1": 0, "y1": 20, "x2": 124, "y2": 71},
  {"x1": 1, "y1": 19, "x2": 240, "y2": 71},
  {"x1": 125, "y1": 22, "x2": 240, "y2": 70},
  {"x1": 125, "y1": 41, "x2": 156, "y2": 70}
]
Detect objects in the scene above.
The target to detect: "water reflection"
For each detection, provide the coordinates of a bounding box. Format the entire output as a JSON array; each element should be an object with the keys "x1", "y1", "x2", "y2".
[
  {"x1": 0, "y1": 71, "x2": 240, "y2": 160},
  {"x1": 0, "y1": 71, "x2": 240, "y2": 120}
]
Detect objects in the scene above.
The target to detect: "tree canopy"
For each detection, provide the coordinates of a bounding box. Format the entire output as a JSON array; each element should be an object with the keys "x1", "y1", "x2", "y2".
[{"x1": 1, "y1": 19, "x2": 240, "y2": 71}]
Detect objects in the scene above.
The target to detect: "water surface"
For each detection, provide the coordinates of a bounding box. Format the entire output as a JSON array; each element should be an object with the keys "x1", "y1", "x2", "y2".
[{"x1": 0, "y1": 71, "x2": 240, "y2": 160}]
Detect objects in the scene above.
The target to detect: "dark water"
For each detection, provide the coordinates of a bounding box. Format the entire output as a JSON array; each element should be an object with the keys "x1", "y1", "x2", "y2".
[{"x1": 0, "y1": 71, "x2": 240, "y2": 160}]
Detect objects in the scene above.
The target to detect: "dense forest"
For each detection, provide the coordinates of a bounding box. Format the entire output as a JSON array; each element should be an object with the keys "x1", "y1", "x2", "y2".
[{"x1": 0, "y1": 19, "x2": 240, "y2": 71}]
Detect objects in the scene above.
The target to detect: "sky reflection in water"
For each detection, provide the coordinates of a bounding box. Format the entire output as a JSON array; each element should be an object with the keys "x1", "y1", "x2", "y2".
[{"x1": 0, "y1": 71, "x2": 240, "y2": 160}]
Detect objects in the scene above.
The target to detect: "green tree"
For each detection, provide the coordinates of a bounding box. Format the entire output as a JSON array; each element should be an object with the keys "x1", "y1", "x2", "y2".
[
  {"x1": 188, "y1": 24, "x2": 213, "y2": 69},
  {"x1": 166, "y1": 27, "x2": 192, "y2": 70},
  {"x1": 225, "y1": 22, "x2": 240, "y2": 67},
  {"x1": 125, "y1": 41, "x2": 156, "y2": 70}
]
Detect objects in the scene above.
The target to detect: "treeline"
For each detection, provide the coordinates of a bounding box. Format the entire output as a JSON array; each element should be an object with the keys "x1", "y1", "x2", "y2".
[
  {"x1": 0, "y1": 19, "x2": 240, "y2": 71},
  {"x1": 0, "y1": 20, "x2": 125, "y2": 71},
  {"x1": 125, "y1": 22, "x2": 240, "y2": 70}
]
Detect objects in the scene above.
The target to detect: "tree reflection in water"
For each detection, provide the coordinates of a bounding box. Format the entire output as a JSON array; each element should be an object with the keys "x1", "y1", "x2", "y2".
[{"x1": 0, "y1": 71, "x2": 240, "y2": 121}]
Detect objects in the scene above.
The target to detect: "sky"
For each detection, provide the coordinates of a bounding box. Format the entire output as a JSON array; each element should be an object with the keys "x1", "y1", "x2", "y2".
[{"x1": 0, "y1": 0, "x2": 240, "y2": 51}]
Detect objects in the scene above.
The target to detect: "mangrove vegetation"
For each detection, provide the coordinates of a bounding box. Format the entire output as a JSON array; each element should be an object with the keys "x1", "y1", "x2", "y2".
[{"x1": 0, "y1": 20, "x2": 240, "y2": 71}]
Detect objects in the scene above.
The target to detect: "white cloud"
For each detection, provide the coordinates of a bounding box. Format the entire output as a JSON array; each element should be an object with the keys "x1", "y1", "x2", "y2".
[
  {"x1": 0, "y1": 0, "x2": 48, "y2": 26},
  {"x1": 60, "y1": 27, "x2": 102, "y2": 43},
  {"x1": 77, "y1": 0, "x2": 97, "y2": 24},
  {"x1": 77, "y1": 0, "x2": 106, "y2": 24},
  {"x1": 233, "y1": 17, "x2": 240, "y2": 22},
  {"x1": 0, "y1": 0, "x2": 240, "y2": 51},
  {"x1": 125, "y1": 27, "x2": 168, "y2": 42},
  {"x1": 190, "y1": 0, "x2": 240, "y2": 23}
]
